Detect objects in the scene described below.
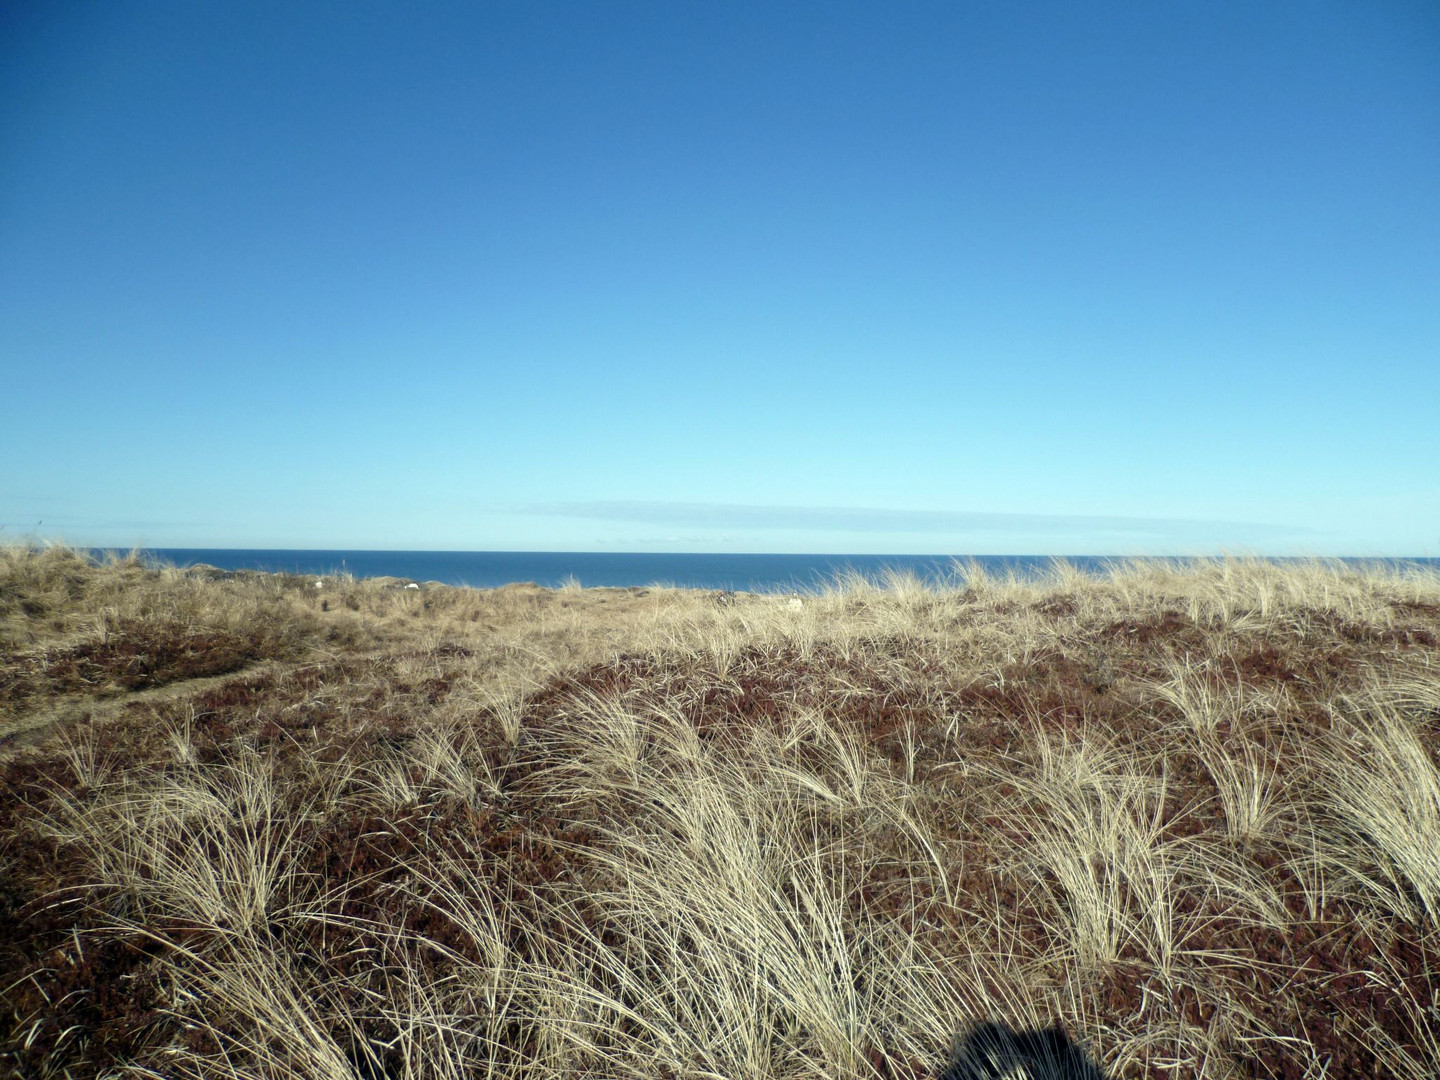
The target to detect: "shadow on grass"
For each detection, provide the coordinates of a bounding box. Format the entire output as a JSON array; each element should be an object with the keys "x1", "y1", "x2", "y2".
[{"x1": 939, "y1": 1021, "x2": 1109, "y2": 1080}]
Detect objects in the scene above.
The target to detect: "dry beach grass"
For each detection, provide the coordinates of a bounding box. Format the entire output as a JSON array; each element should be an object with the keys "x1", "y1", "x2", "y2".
[{"x1": 2, "y1": 543, "x2": 1439, "y2": 1079}]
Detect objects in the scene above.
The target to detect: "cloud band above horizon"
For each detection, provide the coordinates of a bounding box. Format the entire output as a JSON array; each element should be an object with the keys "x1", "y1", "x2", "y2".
[{"x1": 509, "y1": 500, "x2": 1312, "y2": 543}]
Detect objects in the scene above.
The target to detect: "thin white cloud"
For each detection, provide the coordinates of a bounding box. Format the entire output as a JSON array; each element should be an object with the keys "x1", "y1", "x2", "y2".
[{"x1": 511, "y1": 500, "x2": 1313, "y2": 542}]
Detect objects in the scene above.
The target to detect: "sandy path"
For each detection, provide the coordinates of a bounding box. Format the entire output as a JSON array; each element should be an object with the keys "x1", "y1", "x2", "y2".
[{"x1": 0, "y1": 658, "x2": 295, "y2": 760}]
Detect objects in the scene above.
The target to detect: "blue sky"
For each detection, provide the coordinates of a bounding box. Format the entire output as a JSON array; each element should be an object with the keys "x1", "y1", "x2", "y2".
[{"x1": 3, "y1": 1, "x2": 1437, "y2": 555}]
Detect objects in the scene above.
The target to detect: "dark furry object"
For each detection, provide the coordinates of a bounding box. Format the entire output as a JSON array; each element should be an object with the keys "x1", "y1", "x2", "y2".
[{"x1": 938, "y1": 1021, "x2": 1109, "y2": 1080}]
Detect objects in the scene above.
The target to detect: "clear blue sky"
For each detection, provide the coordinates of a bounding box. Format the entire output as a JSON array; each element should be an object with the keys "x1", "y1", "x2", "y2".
[{"x1": 3, "y1": 1, "x2": 1437, "y2": 555}]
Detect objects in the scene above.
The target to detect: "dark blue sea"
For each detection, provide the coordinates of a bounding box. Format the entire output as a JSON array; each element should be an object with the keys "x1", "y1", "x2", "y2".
[{"x1": 130, "y1": 550, "x2": 1439, "y2": 593}]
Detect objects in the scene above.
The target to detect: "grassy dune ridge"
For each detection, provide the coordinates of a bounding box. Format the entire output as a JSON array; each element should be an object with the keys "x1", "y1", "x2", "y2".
[{"x1": 2, "y1": 544, "x2": 1439, "y2": 1079}]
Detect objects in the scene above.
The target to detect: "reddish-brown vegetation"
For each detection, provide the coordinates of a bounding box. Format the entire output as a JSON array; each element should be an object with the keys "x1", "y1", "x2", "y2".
[{"x1": 2, "y1": 546, "x2": 1439, "y2": 1078}]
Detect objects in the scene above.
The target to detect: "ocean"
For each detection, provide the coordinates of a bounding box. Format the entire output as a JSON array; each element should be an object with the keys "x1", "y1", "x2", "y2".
[{"x1": 132, "y1": 550, "x2": 1440, "y2": 594}]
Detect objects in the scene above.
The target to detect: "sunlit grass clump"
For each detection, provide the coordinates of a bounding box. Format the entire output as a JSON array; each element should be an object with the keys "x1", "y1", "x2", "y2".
[{"x1": 2, "y1": 543, "x2": 1439, "y2": 1079}]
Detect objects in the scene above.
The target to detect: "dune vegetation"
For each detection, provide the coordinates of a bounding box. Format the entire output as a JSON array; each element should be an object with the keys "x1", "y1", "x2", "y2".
[{"x1": 2, "y1": 543, "x2": 1439, "y2": 1079}]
